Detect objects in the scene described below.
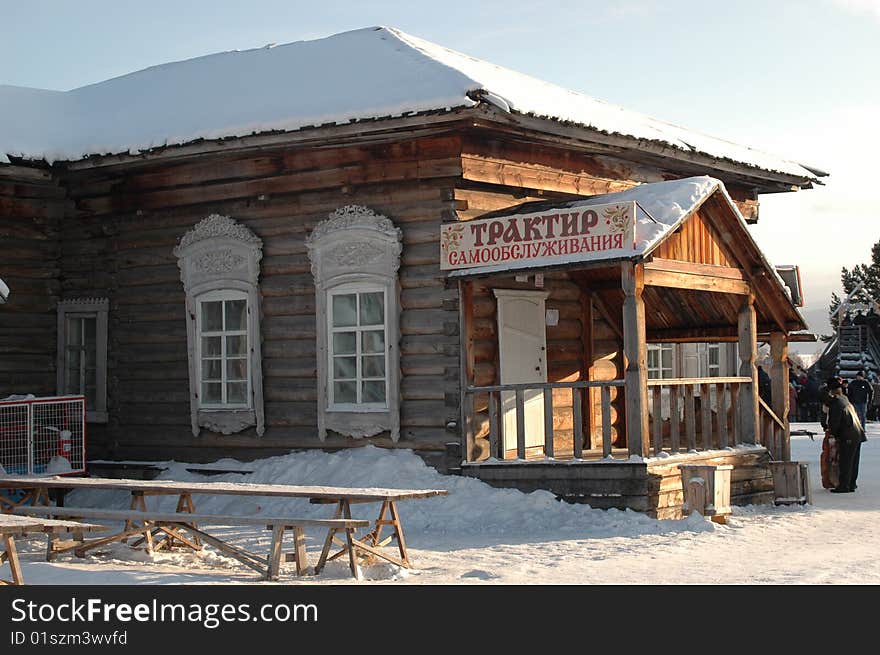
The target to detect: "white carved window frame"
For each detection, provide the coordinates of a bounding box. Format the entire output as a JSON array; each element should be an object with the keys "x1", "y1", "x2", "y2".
[
  {"x1": 307, "y1": 205, "x2": 402, "y2": 441},
  {"x1": 56, "y1": 298, "x2": 109, "y2": 423},
  {"x1": 174, "y1": 215, "x2": 265, "y2": 437}
]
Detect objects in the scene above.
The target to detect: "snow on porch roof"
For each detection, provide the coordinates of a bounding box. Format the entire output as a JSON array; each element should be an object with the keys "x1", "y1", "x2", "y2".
[
  {"x1": 449, "y1": 176, "x2": 795, "y2": 291},
  {"x1": 0, "y1": 26, "x2": 822, "y2": 182}
]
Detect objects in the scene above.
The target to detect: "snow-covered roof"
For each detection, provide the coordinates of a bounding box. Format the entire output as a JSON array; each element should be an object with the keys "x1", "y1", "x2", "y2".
[{"x1": 0, "y1": 26, "x2": 822, "y2": 181}]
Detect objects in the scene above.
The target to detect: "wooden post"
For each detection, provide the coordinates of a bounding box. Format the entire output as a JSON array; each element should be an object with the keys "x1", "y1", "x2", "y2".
[
  {"x1": 737, "y1": 293, "x2": 758, "y2": 444},
  {"x1": 459, "y1": 280, "x2": 475, "y2": 462},
  {"x1": 581, "y1": 294, "x2": 596, "y2": 449},
  {"x1": 621, "y1": 262, "x2": 649, "y2": 458},
  {"x1": 770, "y1": 332, "x2": 791, "y2": 461}
]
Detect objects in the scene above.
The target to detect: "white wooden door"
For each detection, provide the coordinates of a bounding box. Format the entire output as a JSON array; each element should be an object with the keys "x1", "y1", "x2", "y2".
[{"x1": 494, "y1": 289, "x2": 549, "y2": 454}]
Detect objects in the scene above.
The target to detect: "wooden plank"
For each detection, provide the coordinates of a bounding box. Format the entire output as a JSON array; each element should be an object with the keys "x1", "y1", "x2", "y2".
[
  {"x1": 572, "y1": 387, "x2": 584, "y2": 459},
  {"x1": 488, "y1": 392, "x2": 499, "y2": 459},
  {"x1": 717, "y1": 382, "x2": 729, "y2": 448},
  {"x1": 730, "y1": 383, "x2": 741, "y2": 446},
  {"x1": 684, "y1": 385, "x2": 697, "y2": 452},
  {"x1": 2, "y1": 536, "x2": 23, "y2": 585},
  {"x1": 292, "y1": 526, "x2": 308, "y2": 576},
  {"x1": 601, "y1": 386, "x2": 613, "y2": 457},
  {"x1": 652, "y1": 386, "x2": 663, "y2": 456},
  {"x1": 700, "y1": 383, "x2": 712, "y2": 451},
  {"x1": 515, "y1": 388, "x2": 526, "y2": 460},
  {"x1": 544, "y1": 388, "x2": 555, "y2": 458},
  {"x1": 267, "y1": 525, "x2": 285, "y2": 581},
  {"x1": 737, "y1": 294, "x2": 758, "y2": 444},
  {"x1": 643, "y1": 267, "x2": 750, "y2": 295},
  {"x1": 670, "y1": 385, "x2": 680, "y2": 454}
]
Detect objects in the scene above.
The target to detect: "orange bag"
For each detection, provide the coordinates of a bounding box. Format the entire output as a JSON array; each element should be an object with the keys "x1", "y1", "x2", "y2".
[{"x1": 820, "y1": 431, "x2": 839, "y2": 489}]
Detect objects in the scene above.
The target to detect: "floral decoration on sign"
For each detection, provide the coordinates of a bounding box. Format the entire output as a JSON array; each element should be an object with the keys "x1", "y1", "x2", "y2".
[
  {"x1": 441, "y1": 224, "x2": 466, "y2": 253},
  {"x1": 603, "y1": 204, "x2": 630, "y2": 235}
]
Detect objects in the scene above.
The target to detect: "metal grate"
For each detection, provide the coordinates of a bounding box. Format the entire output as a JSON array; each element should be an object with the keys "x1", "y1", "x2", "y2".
[{"x1": 0, "y1": 395, "x2": 86, "y2": 476}]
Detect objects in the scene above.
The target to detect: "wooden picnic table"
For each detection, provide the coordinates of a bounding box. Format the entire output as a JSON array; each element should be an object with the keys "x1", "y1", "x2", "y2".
[
  {"x1": 1, "y1": 514, "x2": 106, "y2": 585},
  {"x1": 0, "y1": 475, "x2": 448, "y2": 577}
]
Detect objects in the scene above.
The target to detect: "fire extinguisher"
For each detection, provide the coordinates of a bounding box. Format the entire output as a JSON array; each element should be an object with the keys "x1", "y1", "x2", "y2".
[{"x1": 57, "y1": 429, "x2": 72, "y2": 458}]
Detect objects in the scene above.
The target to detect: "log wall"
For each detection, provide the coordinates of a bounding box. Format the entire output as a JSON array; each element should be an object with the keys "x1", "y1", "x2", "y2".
[
  {"x1": 0, "y1": 167, "x2": 66, "y2": 398},
  {"x1": 53, "y1": 136, "x2": 465, "y2": 464}
]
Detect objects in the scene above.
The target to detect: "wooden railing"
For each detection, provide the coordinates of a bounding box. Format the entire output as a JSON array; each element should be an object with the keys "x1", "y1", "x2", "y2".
[
  {"x1": 757, "y1": 397, "x2": 787, "y2": 461},
  {"x1": 463, "y1": 380, "x2": 626, "y2": 462},
  {"x1": 463, "y1": 376, "x2": 772, "y2": 462},
  {"x1": 645, "y1": 377, "x2": 752, "y2": 457}
]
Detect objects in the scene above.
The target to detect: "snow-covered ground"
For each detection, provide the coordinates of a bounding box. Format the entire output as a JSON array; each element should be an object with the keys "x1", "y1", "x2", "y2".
[{"x1": 5, "y1": 422, "x2": 878, "y2": 585}]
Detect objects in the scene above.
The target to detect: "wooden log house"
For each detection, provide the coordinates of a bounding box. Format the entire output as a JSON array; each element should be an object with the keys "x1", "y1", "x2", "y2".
[{"x1": 0, "y1": 27, "x2": 823, "y2": 516}]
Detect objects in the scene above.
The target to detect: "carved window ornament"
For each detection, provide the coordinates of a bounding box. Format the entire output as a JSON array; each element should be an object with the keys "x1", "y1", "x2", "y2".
[
  {"x1": 174, "y1": 214, "x2": 265, "y2": 437},
  {"x1": 306, "y1": 205, "x2": 402, "y2": 441}
]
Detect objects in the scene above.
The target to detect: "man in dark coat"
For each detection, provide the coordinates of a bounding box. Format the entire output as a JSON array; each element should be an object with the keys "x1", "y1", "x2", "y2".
[
  {"x1": 826, "y1": 377, "x2": 867, "y2": 493},
  {"x1": 846, "y1": 369, "x2": 873, "y2": 428}
]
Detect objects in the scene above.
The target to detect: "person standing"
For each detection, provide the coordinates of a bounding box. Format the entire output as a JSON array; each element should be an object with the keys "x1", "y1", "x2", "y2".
[
  {"x1": 826, "y1": 377, "x2": 867, "y2": 493},
  {"x1": 846, "y1": 369, "x2": 873, "y2": 428}
]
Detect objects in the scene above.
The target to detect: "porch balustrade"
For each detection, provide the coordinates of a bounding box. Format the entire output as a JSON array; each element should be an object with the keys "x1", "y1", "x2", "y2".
[
  {"x1": 757, "y1": 397, "x2": 786, "y2": 461},
  {"x1": 464, "y1": 376, "x2": 765, "y2": 462}
]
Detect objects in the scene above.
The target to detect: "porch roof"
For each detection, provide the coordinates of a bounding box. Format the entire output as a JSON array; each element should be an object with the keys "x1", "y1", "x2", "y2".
[{"x1": 453, "y1": 175, "x2": 809, "y2": 336}]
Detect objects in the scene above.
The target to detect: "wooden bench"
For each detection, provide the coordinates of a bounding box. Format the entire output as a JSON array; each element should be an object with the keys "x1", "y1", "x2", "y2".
[
  {"x1": 14, "y1": 506, "x2": 368, "y2": 581},
  {"x1": 1, "y1": 514, "x2": 106, "y2": 585}
]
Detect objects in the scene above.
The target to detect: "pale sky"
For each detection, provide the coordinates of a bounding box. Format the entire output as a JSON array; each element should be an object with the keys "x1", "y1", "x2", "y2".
[{"x1": 2, "y1": 0, "x2": 878, "y2": 354}]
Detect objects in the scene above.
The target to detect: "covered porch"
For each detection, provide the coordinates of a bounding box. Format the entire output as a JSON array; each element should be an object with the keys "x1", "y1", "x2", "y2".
[{"x1": 444, "y1": 177, "x2": 812, "y2": 517}]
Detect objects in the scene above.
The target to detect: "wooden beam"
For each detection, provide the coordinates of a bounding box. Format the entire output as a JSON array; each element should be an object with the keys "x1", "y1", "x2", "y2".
[
  {"x1": 769, "y1": 332, "x2": 791, "y2": 461},
  {"x1": 621, "y1": 261, "x2": 649, "y2": 458},
  {"x1": 644, "y1": 258, "x2": 747, "y2": 281},
  {"x1": 643, "y1": 267, "x2": 750, "y2": 295},
  {"x1": 737, "y1": 294, "x2": 759, "y2": 444}
]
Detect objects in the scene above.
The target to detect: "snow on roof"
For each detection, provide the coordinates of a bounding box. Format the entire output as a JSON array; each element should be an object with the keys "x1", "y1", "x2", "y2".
[{"x1": 1, "y1": 26, "x2": 821, "y2": 181}]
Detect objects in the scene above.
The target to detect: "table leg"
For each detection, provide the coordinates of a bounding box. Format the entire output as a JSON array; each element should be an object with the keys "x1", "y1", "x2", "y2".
[
  {"x1": 2, "y1": 535, "x2": 24, "y2": 585},
  {"x1": 388, "y1": 501, "x2": 410, "y2": 567},
  {"x1": 292, "y1": 527, "x2": 308, "y2": 576},
  {"x1": 314, "y1": 501, "x2": 344, "y2": 575},
  {"x1": 342, "y1": 502, "x2": 360, "y2": 580},
  {"x1": 267, "y1": 525, "x2": 285, "y2": 581}
]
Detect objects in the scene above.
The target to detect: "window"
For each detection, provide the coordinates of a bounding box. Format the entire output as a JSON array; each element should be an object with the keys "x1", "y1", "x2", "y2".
[
  {"x1": 328, "y1": 287, "x2": 387, "y2": 409},
  {"x1": 197, "y1": 291, "x2": 250, "y2": 408},
  {"x1": 57, "y1": 299, "x2": 108, "y2": 422},
  {"x1": 307, "y1": 205, "x2": 402, "y2": 441},
  {"x1": 697, "y1": 343, "x2": 722, "y2": 377},
  {"x1": 174, "y1": 214, "x2": 265, "y2": 436},
  {"x1": 647, "y1": 343, "x2": 674, "y2": 379}
]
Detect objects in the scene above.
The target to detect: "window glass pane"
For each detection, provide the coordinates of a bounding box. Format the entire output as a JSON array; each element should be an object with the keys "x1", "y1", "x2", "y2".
[
  {"x1": 66, "y1": 348, "x2": 81, "y2": 370},
  {"x1": 360, "y1": 292, "x2": 384, "y2": 326},
  {"x1": 84, "y1": 317, "x2": 96, "y2": 343},
  {"x1": 66, "y1": 318, "x2": 82, "y2": 346},
  {"x1": 362, "y1": 355, "x2": 385, "y2": 378},
  {"x1": 201, "y1": 301, "x2": 223, "y2": 331},
  {"x1": 85, "y1": 369, "x2": 96, "y2": 390},
  {"x1": 202, "y1": 336, "x2": 221, "y2": 357},
  {"x1": 226, "y1": 335, "x2": 247, "y2": 356},
  {"x1": 332, "y1": 294, "x2": 357, "y2": 327},
  {"x1": 202, "y1": 382, "x2": 222, "y2": 404},
  {"x1": 225, "y1": 300, "x2": 247, "y2": 331},
  {"x1": 65, "y1": 368, "x2": 80, "y2": 393},
  {"x1": 85, "y1": 347, "x2": 97, "y2": 368},
  {"x1": 227, "y1": 382, "x2": 247, "y2": 404},
  {"x1": 362, "y1": 330, "x2": 385, "y2": 354},
  {"x1": 333, "y1": 381, "x2": 357, "y2": 404},
  {"x1": 709, "y1": 346, "x2": 720, "y2": 366},
  {"x1": 661, "y1": 348, "x2": 672, "y2": 368},
  {"x1": 203, "y1": 359, "x2": 222, "y2": 381},
  {"x1": 226, "y1": 358, "x2": 247, "y2": 381},
  {"x1": 333, "y1": 357, "x2": 357, "y2": 380},
  {"x1": 362, "y1": 380, "x2": 386, "y2": 403},
  {"x1": 332, "y1": 332, "x2": 356, "y2": 355}
]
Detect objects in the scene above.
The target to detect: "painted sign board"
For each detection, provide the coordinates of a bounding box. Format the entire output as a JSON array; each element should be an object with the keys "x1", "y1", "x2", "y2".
[{"x1": 440, "y1": 201, "x2": 636, "y2": 271}]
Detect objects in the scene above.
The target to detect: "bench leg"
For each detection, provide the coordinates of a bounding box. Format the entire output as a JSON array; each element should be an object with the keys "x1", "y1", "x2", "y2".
[
  {"x1": 342, "y1": 502, "x2": 360, "y2": 580},
  {"x1": 267, "y1": 525, "x2": 285, "y2": 581},
  {"x1": 293, "y1": 527, "x2": 308, "y2": 576},
  {"x1": 2, "y1": 535, "x2": 24, "y2": 585},
  {"x1": 388, "y1": 501, "x2": 410, "y2": 567}
]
